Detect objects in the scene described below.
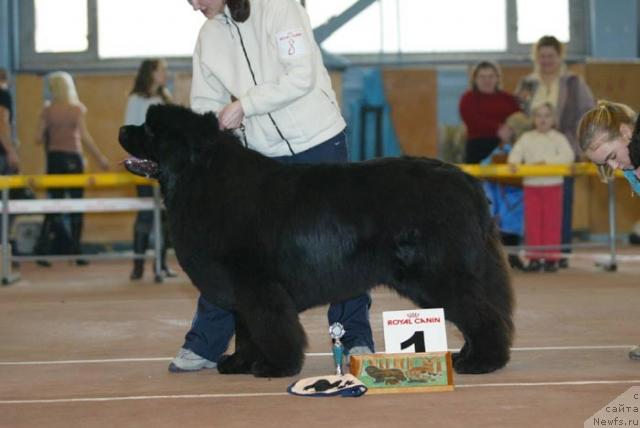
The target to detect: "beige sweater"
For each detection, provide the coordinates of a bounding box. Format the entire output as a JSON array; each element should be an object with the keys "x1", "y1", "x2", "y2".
[
  {"x1": 508, "y1": 129, "x2": 574, "y2": 186},
  {"x1": 190, "y1": 0, "x2": 345, "y2": 157}
]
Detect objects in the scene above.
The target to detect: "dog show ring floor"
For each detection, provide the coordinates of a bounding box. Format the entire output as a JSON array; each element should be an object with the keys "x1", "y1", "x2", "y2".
[{"x1": 1, "y1": 254, "x2": 639, "y2": 428}]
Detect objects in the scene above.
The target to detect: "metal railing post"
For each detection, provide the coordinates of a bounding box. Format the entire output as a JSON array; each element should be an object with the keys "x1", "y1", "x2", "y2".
[
  {"x1": 152, "y1": 185, "x2": 163, "y2": 283},
  {"x1": 606, "y1": 180, "x2": 618, "y2": 272},
  {"x1": 1, "y1": 187, "x2": 14, "y2": 285}
]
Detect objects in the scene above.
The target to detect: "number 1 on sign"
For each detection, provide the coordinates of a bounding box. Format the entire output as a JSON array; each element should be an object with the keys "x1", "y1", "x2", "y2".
[
  {"x1": 400, "y1": 331, "x2": 426, "y2": 353},
  {"x1": 382, "y1": 309, "x2": 447, "y2": 353}
]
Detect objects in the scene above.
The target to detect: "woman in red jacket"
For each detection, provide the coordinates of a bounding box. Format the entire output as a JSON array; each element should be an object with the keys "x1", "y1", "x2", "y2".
[{"x1": 459, "y1": 61, "x2": 521, "y2": 164}]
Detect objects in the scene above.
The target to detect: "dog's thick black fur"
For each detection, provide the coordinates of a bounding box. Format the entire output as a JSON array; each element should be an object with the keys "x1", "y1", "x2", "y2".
[{"x1": 119, "y1": 104, "x2": 514, "y2": 378}]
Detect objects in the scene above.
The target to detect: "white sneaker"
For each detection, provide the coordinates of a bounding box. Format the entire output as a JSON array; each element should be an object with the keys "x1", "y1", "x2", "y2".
[
  {"x1": 168, "y1": 348, "x2": 217, "y2": 372},
  {"x1": 630, "y1": 346, "x2": 640, "y2": 361},
  {"x1": 347, "y1": 346, "x2": 373, "y2": 356}
]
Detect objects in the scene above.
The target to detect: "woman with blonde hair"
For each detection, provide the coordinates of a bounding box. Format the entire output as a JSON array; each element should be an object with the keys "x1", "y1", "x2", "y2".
[
  {"x1": 34, "y1": 71, "x2": 109, "y2": 265},
  {"x1": 515, "y1": 35, "x2": 596, "y2": 268},
  {"x1": 577, "y1": 99, "x2": 640, "y2": 361},
  {"x1": 124, "y1": 59, "x2": 176, "y2": 280}
]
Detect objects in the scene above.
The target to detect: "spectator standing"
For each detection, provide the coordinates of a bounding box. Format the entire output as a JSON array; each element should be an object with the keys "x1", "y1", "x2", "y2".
[
  {"x1": 0, "y1": 68, "x2": 18, "y2": 174},
  {"x1": 34, "y1": 72, "x2": 109, "y2": 265},
  {"x1": 459, "y1": 61, "x2": 521, "y2": 163},
  {"x1": 125, "y1": 59, "x2": 177, "y2": 280},
  {"x1": 515, "y1": 35, "x2": 595, "y2": 267},
  {"x1": 508, "y1": 102, "x2": 574, "y2": 272}
]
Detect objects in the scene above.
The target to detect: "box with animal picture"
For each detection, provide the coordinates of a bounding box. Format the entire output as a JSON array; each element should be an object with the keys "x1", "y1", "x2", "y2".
[{"x1": 349, "y1": 352, "x2": 454, "y2": 394}]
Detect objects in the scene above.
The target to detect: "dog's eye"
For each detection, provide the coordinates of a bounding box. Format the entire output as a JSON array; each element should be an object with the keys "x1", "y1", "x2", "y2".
[{"x1": 144, "y1": 124, "x2": 154, "y2": 138}]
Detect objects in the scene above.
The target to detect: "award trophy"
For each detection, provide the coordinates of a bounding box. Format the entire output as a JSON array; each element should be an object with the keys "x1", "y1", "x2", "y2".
[{"x1": 329, "y1": 322, "x2": 346, "y2": 376}]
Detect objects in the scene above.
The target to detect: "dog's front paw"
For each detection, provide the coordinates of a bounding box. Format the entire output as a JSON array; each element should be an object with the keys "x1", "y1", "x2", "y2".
[{"x1": 217, "y1": 352, "x2": 254, "y2": 374}]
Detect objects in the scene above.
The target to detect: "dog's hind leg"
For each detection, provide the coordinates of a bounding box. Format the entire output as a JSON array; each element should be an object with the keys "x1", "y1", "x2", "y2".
[
  {"x1": 447, "y1": 293, "x2": 513, "y2": 374},
  {"x1": 236, "y1": 281, "x2": 307, "y2": 378},
  {"x1": 392, "y1": 237, "x2": 514, "y2": 374},
  {"x1": 447, "y1": 248, "x2": 514, "y2": 374}
]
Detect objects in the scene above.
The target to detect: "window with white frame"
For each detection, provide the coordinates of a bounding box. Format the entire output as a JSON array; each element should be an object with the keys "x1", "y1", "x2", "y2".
[
  {"x1": 312, "y1": 0, "x2": 508, "y2": 54},
  {"x1": 20, "y1": 0, "x2": 588, "y2": 70},
  {"x1": 516, "y1": 0, "x2": 570, "y2": 44},
  {"x1": 96, "y1": 0, "x2": 205, "y2": 58},
  {"x1": 34, "y1": 0, "x2": 89, "y2": 53}
]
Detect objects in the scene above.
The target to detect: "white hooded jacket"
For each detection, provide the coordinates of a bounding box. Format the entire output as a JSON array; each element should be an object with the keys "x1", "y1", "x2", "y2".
[{"x1": 190, "y1": 0, "x2": 346, "y2": 157}]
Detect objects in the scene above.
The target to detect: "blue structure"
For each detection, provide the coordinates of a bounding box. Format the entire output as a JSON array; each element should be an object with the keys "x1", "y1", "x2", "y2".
[
  {"x1": 590, "y1": 0, "x2": 638, "y2": 58},
  {"x1": 342, "y1": 67, "x2": 402, "y2": 161}
]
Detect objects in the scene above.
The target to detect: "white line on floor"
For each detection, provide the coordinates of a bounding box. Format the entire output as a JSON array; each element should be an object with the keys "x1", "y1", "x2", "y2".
[
  {"x1": 1, "y1": 380, "x2": 639, "y2": 404},
  {"x1": 0, "y1": 345, "x2": 634, "y2": 366}
]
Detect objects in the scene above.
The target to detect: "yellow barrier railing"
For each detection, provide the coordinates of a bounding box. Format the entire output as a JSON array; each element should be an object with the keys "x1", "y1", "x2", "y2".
[
  {"x1": 459, "y1": 162, "x2": 598, "y2": 178},
  {"x1": 0, "y1": 163, "x2": 622, "y2": 190},
  {"x1": 0, "y1": 173, "x2": 154, "y2": 189}
]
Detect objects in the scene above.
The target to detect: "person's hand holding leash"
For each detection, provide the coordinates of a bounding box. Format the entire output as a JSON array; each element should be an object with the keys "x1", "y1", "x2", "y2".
[{"x1": 219, "y1": 100, "x2": 245, "y2": 130}]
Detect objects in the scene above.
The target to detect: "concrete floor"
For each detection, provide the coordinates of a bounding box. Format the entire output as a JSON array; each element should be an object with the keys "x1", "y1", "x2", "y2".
[{"x1": 0, "y1": 255, "x2": 639, "y2": 428}]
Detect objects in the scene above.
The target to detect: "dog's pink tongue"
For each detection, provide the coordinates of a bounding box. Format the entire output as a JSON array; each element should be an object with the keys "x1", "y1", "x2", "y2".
[{"x1": 123, "y1": 157, "x2": 158, "y2": 178}]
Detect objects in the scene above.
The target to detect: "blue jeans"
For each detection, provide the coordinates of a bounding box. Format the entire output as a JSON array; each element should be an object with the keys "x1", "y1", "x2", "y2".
[{"x1": 183, "y1": 130, "x2": 375, "y2": 362}]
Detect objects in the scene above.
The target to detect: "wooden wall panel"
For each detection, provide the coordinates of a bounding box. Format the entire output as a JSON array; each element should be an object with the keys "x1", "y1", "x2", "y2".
[
  {"x1": 586, "y1": 62, "x2": 640, "y2": 108},
  {"x1": 15, "y1": 74, "x2": 45, "y2": 175},
  {"x1": 75, "y1": 74, "x2": 134, "y2": 173},
  {"x1": 500, "y1": 65, "x2": 531, "y2": 93},
  {"x1": 74, "y1": 74, "x2": 136, "y2": 242},
  {"x1": 172, "y1": 72, "x2": 193, "y2": 107},
  {"x1": 382, "y1": 68, "x2": 438, "y2": 157}
]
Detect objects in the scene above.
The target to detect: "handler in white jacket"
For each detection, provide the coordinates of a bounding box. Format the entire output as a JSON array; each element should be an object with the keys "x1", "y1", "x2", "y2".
[{"x1": 170, "y1": 0, "x2": 374, "y2": 372}]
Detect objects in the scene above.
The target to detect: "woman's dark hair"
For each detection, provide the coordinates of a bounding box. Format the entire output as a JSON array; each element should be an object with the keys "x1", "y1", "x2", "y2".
[
  {"x1": 227, "y1": 0, "x2": 250, "y2": 22},
  {"x1": 534, "y1": 35, "x2": 565, "y2": 58},
  {"x1": 130, "y1": 59, "x2": 171, "y2": 103},
  {"x1": 469, "y1": 61, "x2": 502, "y2": 91}
]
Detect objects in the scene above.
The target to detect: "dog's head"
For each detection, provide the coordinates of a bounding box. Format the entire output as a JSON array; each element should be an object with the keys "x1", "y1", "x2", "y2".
[{"x1": 119, "y1": 104, "x2": 220, "y2": 178}]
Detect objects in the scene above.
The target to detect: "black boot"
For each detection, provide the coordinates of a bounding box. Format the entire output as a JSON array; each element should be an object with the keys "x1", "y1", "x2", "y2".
[
  {"x1": 35, "y1": 215, "x2": 54, "y2": 267},
  {"x1": 131, "y1": 232, "x2": 149, "y2": 280},
  {"x1": 543, "y1": 260, "x2": 559, "y2": 272},
  {"x1": 524, "y1": 259, "x2": 542, "y2": 272},
  {"x1": 130, "y1": 259, "x2": 144, "y2": 280},
  {"x1": 508, "y1": 254, "x2": 526, "y2": 271}
]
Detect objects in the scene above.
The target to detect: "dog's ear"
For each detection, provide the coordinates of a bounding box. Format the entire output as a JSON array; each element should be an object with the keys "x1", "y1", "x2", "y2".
[{"x1": 186, "y1": 111, "x2": 220, "y2": 164}]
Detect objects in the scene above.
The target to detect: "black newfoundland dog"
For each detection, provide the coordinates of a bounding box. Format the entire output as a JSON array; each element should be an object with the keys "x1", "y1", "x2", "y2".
[{"x1": 119, "y1": 105, "x2": 514, "y2": 378}]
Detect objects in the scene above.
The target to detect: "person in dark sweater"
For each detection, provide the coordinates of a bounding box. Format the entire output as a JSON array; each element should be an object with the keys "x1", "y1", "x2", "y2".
[
  {"x1": 459, "y1": 61, "x2": 521, "y2": 164},
  {"x1": 0, "y1": 68, "x2": 18, "y2": 174}
]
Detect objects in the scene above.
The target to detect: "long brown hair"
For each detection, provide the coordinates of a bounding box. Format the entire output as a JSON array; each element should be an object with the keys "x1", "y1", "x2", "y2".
[
  {"x1": 469, "y1": 61, "x2": 502, "y2": 91},
  {"x1": 130, "y1": 59, "x2": 171, "y2": 103},
  {"x1": 227, "y1": 0, "x2": 250, "y2": 22}
]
